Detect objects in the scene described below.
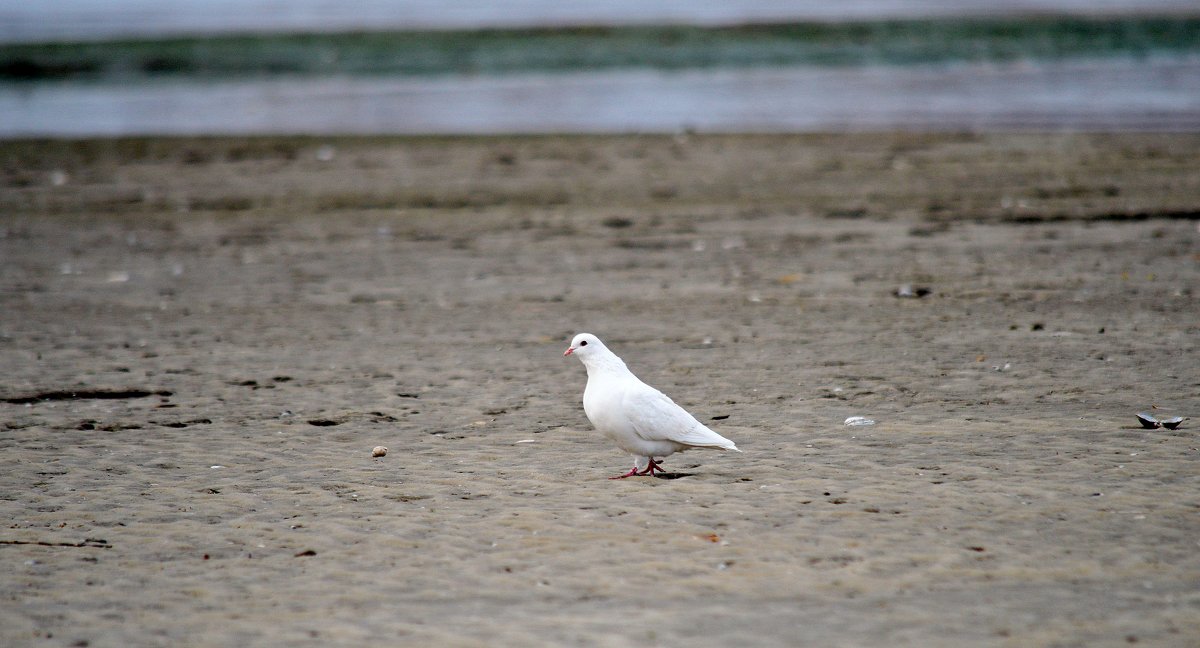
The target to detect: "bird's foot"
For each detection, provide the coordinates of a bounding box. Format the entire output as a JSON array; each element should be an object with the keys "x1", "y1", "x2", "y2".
[
  {"x1": 608, "y1": 467, "x2": 641, "y2": 480},
  {"x1": 610, "y1": 459, "x2": 665, "y2": 479},
  {"x1": 637, "y1": 458, "x2": 665, "y2": 476}
]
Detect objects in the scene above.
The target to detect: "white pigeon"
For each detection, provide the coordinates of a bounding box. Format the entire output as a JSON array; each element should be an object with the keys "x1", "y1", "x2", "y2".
[{"x1": 564, "y1": 332, "x2": 740, "y2": 478}]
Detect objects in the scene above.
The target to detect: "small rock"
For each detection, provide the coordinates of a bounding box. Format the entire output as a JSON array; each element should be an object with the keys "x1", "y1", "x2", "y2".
[
  {"x1": 371, "y1": 446, "x2": 387, "y2": 457},
  {"x1": 844, "y1": 416, "x2": 876, "y2": 427},
  {"x1": 895, "y1": 284, "x2": 931, "y2": 298}
]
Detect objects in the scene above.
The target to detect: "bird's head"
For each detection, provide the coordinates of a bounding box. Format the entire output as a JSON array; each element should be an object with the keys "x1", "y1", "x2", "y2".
[
  {"x1": 564, "y1": 332, "x2": 629, "y2": 374},
  {"x1": 563, "y1": 332, "x2": 603, "y2": 359}
]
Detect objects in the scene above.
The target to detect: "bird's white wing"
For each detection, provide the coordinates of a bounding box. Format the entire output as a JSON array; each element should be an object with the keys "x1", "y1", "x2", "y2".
[{"x1": 622, "y1": 384, "x2": 735, "y2": 449}]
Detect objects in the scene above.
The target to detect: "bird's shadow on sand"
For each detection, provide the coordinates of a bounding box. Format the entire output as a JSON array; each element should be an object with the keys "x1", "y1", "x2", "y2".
[{"x1": 654, "y1": 472, "x2": 694, "y2": 480}]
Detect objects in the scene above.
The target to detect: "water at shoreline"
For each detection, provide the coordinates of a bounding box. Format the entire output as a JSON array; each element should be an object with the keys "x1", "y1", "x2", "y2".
[
  {"x1": 2, "y1": 10, "x2": 1197, "y2": 135},
  {"x1": 4, "y1": 58, "x2": 1198, "y2": 136}
]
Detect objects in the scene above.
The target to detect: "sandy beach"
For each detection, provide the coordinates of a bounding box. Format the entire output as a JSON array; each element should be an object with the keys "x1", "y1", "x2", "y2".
[{"x1": 1, "y1": 133, "x2": 1198, "y2": 646}]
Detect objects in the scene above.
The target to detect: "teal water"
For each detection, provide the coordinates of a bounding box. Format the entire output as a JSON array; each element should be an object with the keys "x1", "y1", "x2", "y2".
[
  {"x1": 3, "y1": 17, "x2": 1200, "y2": 82},
  {"x1": 3, "y1": 15, "x2": 1198, "y2": 134}
]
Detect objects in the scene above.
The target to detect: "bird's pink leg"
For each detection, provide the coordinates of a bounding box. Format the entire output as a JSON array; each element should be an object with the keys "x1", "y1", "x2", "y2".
[
  {"x1": 609, "y1": 467, "x2": 640, "y2": 480},
  {"x1": 637, "y1": 458, "x2": 664, "y2": 476}
]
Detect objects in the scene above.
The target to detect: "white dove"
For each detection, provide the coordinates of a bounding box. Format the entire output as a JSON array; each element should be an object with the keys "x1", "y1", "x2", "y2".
[{"x1": 563, "y1": 332, "x2": 740, "y2": 479}]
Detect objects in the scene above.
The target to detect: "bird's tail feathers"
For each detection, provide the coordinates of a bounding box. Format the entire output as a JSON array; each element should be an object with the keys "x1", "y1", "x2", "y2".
[
  {"x1": 675, "y1": 423, "x2": 740, "y2": 452},
  {"x1": 690, "y1": 431, "x2": 739, "y2": 452}
]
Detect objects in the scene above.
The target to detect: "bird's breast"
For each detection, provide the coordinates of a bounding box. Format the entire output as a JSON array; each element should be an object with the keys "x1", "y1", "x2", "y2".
[{"x1": 582, "y1": 380, "x2": 628, "y2": 434}]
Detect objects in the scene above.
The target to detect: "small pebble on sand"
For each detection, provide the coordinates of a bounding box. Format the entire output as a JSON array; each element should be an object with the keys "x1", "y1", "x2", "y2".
[{"x1": 371, "y1": 446, "x2": 387, "y2": 457}]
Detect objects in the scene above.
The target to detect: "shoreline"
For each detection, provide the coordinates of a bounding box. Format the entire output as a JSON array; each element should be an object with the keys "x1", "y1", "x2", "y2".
[{"x1": 5, "y1": 57, "x2": 1200, "y2": 137}]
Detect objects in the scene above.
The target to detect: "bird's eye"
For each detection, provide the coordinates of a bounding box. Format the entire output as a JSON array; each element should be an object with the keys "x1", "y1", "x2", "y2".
[{"x1": 579, "y1": 340, "x2": 588, "y2": 346}]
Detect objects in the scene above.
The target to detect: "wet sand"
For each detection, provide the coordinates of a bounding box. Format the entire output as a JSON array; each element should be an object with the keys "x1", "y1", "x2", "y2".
[{"x1": 1, "y1": 133, "x2": 1198, "y2": 646}]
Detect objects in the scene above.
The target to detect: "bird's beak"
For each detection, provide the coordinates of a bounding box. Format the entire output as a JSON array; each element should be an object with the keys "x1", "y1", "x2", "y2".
[{"x1": 563, "y1": 346, "x2": 574, "y2": 356}]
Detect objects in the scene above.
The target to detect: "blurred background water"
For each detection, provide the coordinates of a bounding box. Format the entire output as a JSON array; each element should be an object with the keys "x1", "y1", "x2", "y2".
[{"x1": 1, "y1": 1, "x2": 1198, "y2": 135}]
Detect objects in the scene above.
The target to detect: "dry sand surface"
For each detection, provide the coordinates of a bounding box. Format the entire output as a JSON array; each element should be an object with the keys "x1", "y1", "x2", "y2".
[{"x1": 1, "y1": 133, "x2": 1198, "y2": 646}]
